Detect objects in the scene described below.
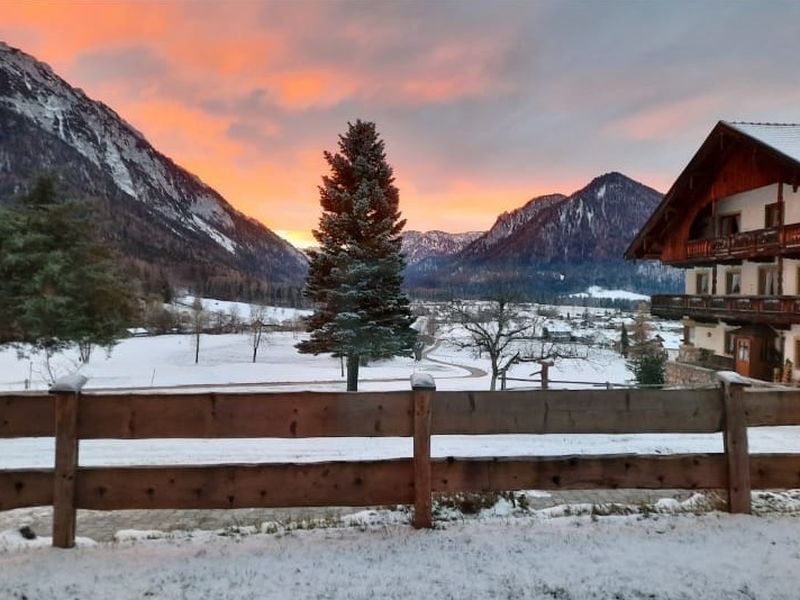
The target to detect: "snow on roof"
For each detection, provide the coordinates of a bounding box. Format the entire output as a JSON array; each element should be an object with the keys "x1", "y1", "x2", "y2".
[{"x1": 725, "y1": 121, "x2": 800, "y2": 164}]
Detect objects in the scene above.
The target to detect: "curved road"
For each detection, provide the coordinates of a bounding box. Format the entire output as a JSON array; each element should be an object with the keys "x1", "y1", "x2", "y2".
[{"x1": 422, "y1": 340, "x2": 487, "y2": 378}]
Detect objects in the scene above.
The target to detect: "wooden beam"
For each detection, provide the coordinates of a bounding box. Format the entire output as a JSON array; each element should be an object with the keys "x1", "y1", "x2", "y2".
[
  {"x1": 742, "y1": 389, "x2": 800, "y2": 426},
  {"x1": 0, "y1": 469, "x2": 53, "y2": 510},
  {"x1": 750, "y1": 454, "x2": 800, "y2": 489},
  {"x1": 51, "y1": 388, "x2": 80, "y2": 548},
  {"x1": 721, "y1": 376, "x2": 752, "y2": 514},
  {"x1": 0, "y1": 394, "x2": 54, "y2": 438},
  {"x1": 74, "y1": 460, "x2": 414, "y2": 510},
  {"x1": 76, "y1": 391, "x2": 414, "y2": 439},
  {"x1": 431, "y1": 454, "x2": 727, "y2": 492},
  {"x1": 411, "y1": 374, "x2": 434, "y2": 528},
  {"x1": 431, "y1": 389, "x2": 723, "y2": 435}
]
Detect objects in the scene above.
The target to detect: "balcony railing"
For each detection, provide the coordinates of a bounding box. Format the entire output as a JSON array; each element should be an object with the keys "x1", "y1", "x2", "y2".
[
  {"x1": 682, "y1": 223, "x2": 800, "y2": 263},
  {"x1": 651, "y1": 294, "x2": 800, "y2": 324}
]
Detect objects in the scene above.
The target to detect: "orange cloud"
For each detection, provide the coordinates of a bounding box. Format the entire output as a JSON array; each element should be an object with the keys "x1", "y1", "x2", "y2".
[
  {"x1": 0, "y1": 1, "x2": 679, "y2": 244},
  {"x1": 2, "y1": 2, "x2": 179, "y2": 64},
  {"x1": 607, "y1": 95, "x2": 723, "y2": 142}
]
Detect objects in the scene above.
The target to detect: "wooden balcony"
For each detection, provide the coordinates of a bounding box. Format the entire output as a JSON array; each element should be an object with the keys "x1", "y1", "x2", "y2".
[
  {"x1": 651, "y1": 294, "x2": 800, "y2": 325},
  {"x1": 679, "y1": 223, "x2": 800, "y2": 264}
]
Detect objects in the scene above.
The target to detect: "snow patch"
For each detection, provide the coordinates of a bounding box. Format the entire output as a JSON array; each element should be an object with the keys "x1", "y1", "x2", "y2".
[
  {"x1": 571, "y1": 285, "x2": 650, "y2": 302},
  {"x1": 190, "y1": 215, "x2": 237, "y2": 254}
]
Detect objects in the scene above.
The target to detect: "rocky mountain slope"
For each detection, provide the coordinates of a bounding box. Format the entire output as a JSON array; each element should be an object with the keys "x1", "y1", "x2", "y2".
[
  {"x1": 477, "y1": 172, "x2": 661, "y2": 264},
  {"x1": 0, "y1": 42, "x2": 307, "y2": 294},
  {"x1": 458, "y1": 193, "x2": 567, "y2": 258},
  {"x1": 401, "y1": 230, "x2": 483, "y2": 265}
]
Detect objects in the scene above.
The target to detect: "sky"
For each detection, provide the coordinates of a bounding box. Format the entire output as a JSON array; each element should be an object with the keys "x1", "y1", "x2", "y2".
[{"x1": 2, "y1": 1, "x2": 800, "y2": 248}]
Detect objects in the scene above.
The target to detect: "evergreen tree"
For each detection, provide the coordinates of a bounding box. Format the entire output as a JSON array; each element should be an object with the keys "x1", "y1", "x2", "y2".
[
  {"x1": 620, "y1": 323, "x2": 630, "y2": 358},
  {"x1": 297, "y1": 120, "x2": 417, "y2": 391},
  {"x1": 0, "y1": 177, "x2": 135, "y2": 363},
  {"x1": 626, "y1": 305, "x2": 667, "y2": 385}
]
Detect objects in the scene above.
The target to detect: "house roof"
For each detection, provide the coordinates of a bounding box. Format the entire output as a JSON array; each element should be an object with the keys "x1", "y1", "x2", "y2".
[
  {"x1": 726, "y1": 122, "x2": 800, "y2": 164},
  {"x1": 625, "y1": 120, "x2": 800, "y2": 260}
]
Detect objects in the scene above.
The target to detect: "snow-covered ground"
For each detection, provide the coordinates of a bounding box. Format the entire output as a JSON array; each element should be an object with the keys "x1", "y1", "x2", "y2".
[
  {"x1": 0, "y1": 331, "x2": 458, "y2": 392},
  {"x1": 2, "y1": 299, "x2": 800, "y2": 598},
  {"x1": 1, "y1": 508, "x2": 799, "y2": 599},
  {"x1": 570, "y1": 285, "x2": 651, "y2": 302}
]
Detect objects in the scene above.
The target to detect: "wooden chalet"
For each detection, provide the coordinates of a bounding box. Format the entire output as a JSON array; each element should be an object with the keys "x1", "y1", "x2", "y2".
[{"x1": 626, "y1": 121, "x2": 800, "y2": 381}]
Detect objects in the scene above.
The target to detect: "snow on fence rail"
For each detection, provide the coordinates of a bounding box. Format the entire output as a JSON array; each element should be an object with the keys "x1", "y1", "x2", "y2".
[{"x1": 2, "y1": 371, "x2": 800, "y2": 548}]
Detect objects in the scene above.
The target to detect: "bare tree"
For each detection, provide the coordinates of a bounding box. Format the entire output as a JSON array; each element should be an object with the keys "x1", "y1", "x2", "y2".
[
  {"x1": 191, "y1": 297, "x2": 205, "y2": 364},
  {"x1": 228, "y1": 305, "x2": 241, "y2": 333},
  {"x1": 249, "y1": 305, "x2": 268, "y2": 363},
  {"x1": 446, "y1": 298, "x2": 541, "y2": 391},
  {"x1": 447, "y1": 298, "x2": 587, "y2": 391}
]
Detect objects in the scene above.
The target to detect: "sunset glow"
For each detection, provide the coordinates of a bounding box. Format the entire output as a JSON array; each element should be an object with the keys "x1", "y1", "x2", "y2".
[{"x1": 2, "y1": 1, "x2": 799, "y2": 245}]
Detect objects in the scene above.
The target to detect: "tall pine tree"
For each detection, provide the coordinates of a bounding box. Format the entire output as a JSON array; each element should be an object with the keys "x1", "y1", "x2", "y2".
[{"x1": 298, "y1": 120, "x2": 417, "y2": 391}]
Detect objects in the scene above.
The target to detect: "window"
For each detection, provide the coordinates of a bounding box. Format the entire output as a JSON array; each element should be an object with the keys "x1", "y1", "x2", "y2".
[
  {"x1": 765, "y1": 203, "x2": 782, "y2": 228},
  {"x1": 724, "y1": 331, "x2": 735, "y2": 355},
  {"x1": 695, "y1": 271, "x2": 710, "y2": 295},
  {"x1": 759, "y1": 265, "x2": 780, "y2": 296},
  {"x1": 726, "y1": 269, "x2": 742, "y2": 295},
  {"x1": 719, "y1": 214, "x2": 740, "y2": 236},
  {"x1": 737, "y1": 339, "x2": 750, "y2": 362}
]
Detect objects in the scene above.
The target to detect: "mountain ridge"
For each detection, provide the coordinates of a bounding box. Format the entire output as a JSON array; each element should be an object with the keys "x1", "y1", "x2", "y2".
[
  {"x1": 404, "y1": 172, "x2": 680, "y2": 297},
  {"x1": 0, "y1": 42, "x2": 307, "y2": 299}
]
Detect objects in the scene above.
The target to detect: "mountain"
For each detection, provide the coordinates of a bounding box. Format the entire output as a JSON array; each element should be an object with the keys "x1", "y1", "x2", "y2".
[
  {"x1": 0, "y1": 42, "x2": 307, "y2": 299},
  {"x1": 459, "y1": 193, "x2": 567, "y2": 258},
  {"x1": 401, "y1": 230, "x2": 483, "y2": 265},
  {"x1": 405, "y1": 172, "x2": 681, "y2": 298},
  {"x1": 477, "y1": 172, "x2": 661, "y2": 264}
]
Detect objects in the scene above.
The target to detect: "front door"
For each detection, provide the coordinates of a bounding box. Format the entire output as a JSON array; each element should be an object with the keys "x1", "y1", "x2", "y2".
[{"x1": 736, "y1": 338, "x2": 751, "y2": 376}]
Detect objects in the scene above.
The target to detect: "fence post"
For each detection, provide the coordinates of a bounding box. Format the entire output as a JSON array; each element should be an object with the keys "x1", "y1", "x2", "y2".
[
  {"x1": 540, "y1": 360, "x2": 553, "y2": 390},
  {"x1": 410, "y1": 373, "x2": 434, "y2": 529},
  {"x1": 718, "y1": 371, "x2": 751, "y2": 514},
  {"x1": 49, "y1": 374, "x2": 88, "y2": 548}
]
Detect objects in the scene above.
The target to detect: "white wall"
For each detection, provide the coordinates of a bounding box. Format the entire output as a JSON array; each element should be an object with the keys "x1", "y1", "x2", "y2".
[
  {"x1": 716, "y1": 184, "x2": 779, "y2": 232},
  {"x1": 685, "y1": 267, "x2": 712, "y2": 294},
  {"x1": 783, "y1": 185, "x2": 800, "y2": 225},
  {"x1": 783, "y1": 258, "x2": 800, "y2": 295},
  {"x1": 691, "y1": 322, "x2": 732, "y2": 356},
  {"x1": 741, "y1": 261, "x2": 760, "y2": 296},
  {"x1": 715, "y1": 260, "x2": 779, "y2": 295},
  {"x1": 783, "y1": 325, "x2": 800, "y2": 381}
]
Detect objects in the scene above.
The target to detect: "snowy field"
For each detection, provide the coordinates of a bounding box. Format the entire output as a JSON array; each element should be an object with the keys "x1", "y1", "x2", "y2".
[{"x1": 1, "y1": 510, "x2": 800, "y2": 599}]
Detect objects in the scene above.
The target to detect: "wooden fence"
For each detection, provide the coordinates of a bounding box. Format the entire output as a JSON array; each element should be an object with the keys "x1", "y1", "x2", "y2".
[{"x1": 2, "y1": 372, "x2": 800, "y2": 548}]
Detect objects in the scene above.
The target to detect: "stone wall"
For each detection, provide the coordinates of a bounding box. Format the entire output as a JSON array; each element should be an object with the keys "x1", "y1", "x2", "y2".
[{"x1": 665, "y1": 360, "x2": 720, "y2": 386}]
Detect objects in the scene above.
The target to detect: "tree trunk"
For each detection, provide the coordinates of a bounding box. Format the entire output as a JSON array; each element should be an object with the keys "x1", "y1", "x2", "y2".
[
  {"x1": 252, "y1": 346, "x2": 258, "y2": 363},
  {"x1": 78, "y1": 341, "x2": 93, "y2": 364},
  {"x1": 195, "y1": 331, "x2": 200, "y2": 364},
  {"x1": 489, "y1": 372, "x2": 497, "y2": 391},
  {"x1": 346, "y1": 354, "x2": 360, "y2": 391}
]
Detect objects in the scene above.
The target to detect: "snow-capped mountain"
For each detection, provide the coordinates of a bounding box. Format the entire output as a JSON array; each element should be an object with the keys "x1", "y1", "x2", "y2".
[
  {"x1": 0, "y1": 42, "x2": 307, "y2": 288},
  {"x1": 405, "y1": 172, "x2": 681, "y2": 296},
  {"x1": 478, "y1": 172, "x2": 662, "y2": 264},
  {"x1": 458, "y1": 193, "x2": 567, "y2": 258},
  {"x1": 401, "y1": 230, "x2": 483, "y2": 265}
]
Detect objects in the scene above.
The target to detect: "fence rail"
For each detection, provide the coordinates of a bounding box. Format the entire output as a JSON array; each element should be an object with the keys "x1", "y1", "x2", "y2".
[{"x1": 2, "y1": 371, "x2": 800, "y2": 547}]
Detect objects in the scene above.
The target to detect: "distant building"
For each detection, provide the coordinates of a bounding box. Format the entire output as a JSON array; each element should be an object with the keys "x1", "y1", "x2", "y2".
[{"x1": 627, "y1": 121, "x2": 800, "y2": 382}]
